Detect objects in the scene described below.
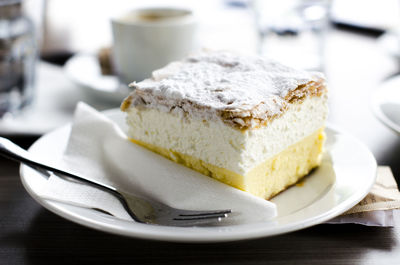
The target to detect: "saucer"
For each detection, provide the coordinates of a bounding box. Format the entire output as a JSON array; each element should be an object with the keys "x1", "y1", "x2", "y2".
[
  {"x1": 64, "y1": 54, "x2": 130, "y2": 103},
  {"x1": 378, "y1": 30, "x2": 400, "y2": 60},
  {"x1": 371, "y1": 75, "x2": 400, "y2": 134}
]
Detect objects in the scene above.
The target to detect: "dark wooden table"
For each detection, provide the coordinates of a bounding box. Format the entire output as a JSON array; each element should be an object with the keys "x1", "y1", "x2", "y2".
[{"x1": 2, "y1": 30, "x2": 400, "y2": 264}]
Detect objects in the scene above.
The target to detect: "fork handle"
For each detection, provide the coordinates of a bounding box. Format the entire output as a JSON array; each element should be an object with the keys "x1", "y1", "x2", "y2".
[
  {"x1": 0, "y1": 136, "x2": 118, "y2": 191},
  {"x1": 0, "y1": 136, "x2": 144, "y2": 222},
  {"x1": 0, "y1": 137, "x2": 74, "y2": 178},
  {"x1": 0, "y1": 136, "x2": 123, "y2": 194},
  {"x1": 0, "y1": 137, "x2": 44, "y2": 168}
]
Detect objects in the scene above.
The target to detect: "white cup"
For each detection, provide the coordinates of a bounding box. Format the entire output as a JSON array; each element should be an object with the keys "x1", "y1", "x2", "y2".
[{"x1": 111, "y1": 7, "x2": 197, "y2": 84}]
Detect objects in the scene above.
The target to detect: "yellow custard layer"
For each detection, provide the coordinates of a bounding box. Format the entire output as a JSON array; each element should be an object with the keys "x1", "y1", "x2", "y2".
[{"x1": 130, "y1": 127, "x2": 325, "y2": 200}]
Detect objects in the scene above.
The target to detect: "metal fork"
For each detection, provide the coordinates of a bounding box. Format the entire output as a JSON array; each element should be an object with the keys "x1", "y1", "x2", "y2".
[{"x1": 0, "y1": 137, "x2": 231, "y2": 226}]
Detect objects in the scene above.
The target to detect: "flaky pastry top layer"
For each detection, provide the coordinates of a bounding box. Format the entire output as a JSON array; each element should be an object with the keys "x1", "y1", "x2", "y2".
[{"x1": 121, "y1": 51, "x2": 327, "y2": 130}]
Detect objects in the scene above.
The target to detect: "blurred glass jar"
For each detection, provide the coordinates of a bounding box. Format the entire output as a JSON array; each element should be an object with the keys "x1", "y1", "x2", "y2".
[
  {"x1": 252, "y1": 0, "x2": 330, "y2": 71},
  {"x1": 0, "y1": 0, "x2": 43, "y2": 118}
]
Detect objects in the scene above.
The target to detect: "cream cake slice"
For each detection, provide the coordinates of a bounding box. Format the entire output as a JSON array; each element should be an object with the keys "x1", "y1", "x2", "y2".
[{"x1": 121, "y1": 51, "x2": 328, "y2": 200}]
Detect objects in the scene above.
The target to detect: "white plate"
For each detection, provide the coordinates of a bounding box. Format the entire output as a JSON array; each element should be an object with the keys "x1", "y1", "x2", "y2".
[
  {"x1": 378, "y1": 30, "x2": 400, "y2": 60},
  {"x1": 64, "y1": 54, "x2": 130, "y2": 103},
  {"x1": 20, "y1": 110, "x2": 377, "y2": 242},
  {"x1": 371, "y1": 75, "x2": 400, "y2": 134}
]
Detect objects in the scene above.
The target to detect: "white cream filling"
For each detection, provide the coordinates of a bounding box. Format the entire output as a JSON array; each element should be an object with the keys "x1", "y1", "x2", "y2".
[{"x1": 125, "y1": 95, "x2": 328, "y2": 175}]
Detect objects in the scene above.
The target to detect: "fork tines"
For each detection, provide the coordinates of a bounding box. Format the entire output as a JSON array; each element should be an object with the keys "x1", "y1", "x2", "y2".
[{"x1": 173, "y1": 209, "x2": 232, "y2": 221}]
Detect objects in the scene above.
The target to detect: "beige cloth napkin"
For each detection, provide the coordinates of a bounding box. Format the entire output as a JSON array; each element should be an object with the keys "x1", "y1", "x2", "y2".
[
  {"x1": 39, "y1": 102, "x2": 277, "y2": 225},
  {"x1": 328, "y1": 166, "x2": 400, "y2": 226}
]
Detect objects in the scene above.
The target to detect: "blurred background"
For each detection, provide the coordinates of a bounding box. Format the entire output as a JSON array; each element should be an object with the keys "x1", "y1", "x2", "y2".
[
  {"x1": 39, "y1": 0, "x2": 399, "y2": 63},
  {"x1": 1, "y1": 0, "x2": 400, "y2": 178}
]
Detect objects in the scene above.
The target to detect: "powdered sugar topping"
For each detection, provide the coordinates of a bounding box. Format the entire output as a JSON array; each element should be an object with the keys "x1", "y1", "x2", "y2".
[{"x1": 127, "y1": 51, "x2": 322, "y2": 127}]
